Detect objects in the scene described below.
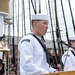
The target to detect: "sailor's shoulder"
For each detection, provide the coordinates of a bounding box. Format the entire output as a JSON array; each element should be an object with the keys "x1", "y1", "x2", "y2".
[
  {"x1": 21, "y1": 39, "x2": 30, "y2": 43},
  {"x1": 20, "y1": 35, "x2": 31, "y2": 43},
  {"x1": 20, "y1": 34, "x2": 38, "y2": 44},
  {"x1": 64, "y1": 54, "x2": 70, "y2": 57},
  {"x1": 63, "y1": 51, "x2": 71, "y2": 57}
]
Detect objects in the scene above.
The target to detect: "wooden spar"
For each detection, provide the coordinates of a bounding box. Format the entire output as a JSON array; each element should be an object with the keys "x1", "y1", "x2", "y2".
[
  {"x1": 22, "y1": 0, "x2": 26, "y2": 35},
  {"x1": 47, "y1": 0, "x2": 58, "y2": 65},
  {"x1": 39, "y1": 0, "x2": 41, "y2": 13},
  {"x1": 54, "y1": 0, "x2": 63, "y2": 64},
  {"x1": 31, "y1": 0, "x2": 36, "y2": 14},
  {"x1": 60, "y1": 0, "x2": 70, "y2": 47},
  {"x1": 28, "y1": 0, "x2": 32, "y2": 31},
  {"x1": 68, "y1": 0, "x2": 75, "y2": 34}
]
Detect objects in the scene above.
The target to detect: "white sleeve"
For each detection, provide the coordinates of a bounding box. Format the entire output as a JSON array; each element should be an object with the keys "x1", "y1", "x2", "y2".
[
  {"x1": 49, "y1": 66, "x2": 57, "y2": 73},
  {"x1": 62, "y1": 53, "x2": 75, "y2": 71},
  {"x1": 18, "y1": 40, "x2": 49, "y2": 75}
]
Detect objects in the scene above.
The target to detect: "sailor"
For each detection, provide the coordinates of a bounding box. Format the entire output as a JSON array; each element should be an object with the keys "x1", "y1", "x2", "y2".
[
  {"x1": 62, "y1": 36, "x2": 75, "y2": 71},
  {"x1": 18, "y1": 14, "x2": 57, "y2": 75}
]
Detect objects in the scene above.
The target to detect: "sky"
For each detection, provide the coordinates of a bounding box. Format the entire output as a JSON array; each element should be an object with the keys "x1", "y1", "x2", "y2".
[{"x1": 5, "y1": 0, "x2": 75, "y2": 42}]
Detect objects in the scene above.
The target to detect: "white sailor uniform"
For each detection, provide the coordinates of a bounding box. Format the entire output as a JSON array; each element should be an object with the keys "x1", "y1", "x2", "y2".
[
  {"x1": 18, "y1": 34, "x2": 56, "y2": 75},
  {"x1": 62, "y1": 48, "x2": 75, "y2": 71}
]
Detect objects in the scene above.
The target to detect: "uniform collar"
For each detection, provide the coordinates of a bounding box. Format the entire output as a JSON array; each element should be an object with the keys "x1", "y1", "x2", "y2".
[
  {"x1": 31, "y1": 32, "x2": 42, "y2": 40},
  {"x1": 69, "y1": 47, "x2": 75, "y2": 53}
]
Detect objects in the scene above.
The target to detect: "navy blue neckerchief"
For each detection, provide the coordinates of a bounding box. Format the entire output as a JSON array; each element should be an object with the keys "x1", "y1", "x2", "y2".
[
  {"x1": 71, "y1": 50, "x2": 75, "y2": 56},
  {"x1": 29, "y1": 33, "x2": 50, "y2": 65}
]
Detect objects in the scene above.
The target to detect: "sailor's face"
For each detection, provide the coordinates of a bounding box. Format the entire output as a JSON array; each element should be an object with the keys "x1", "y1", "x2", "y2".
[
  {"x1": 70, "y1": 40, "x2": 75, "y2": 48},
  {"x1": 36, "y1": 20, "x2": 48, "y2": 36}
]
